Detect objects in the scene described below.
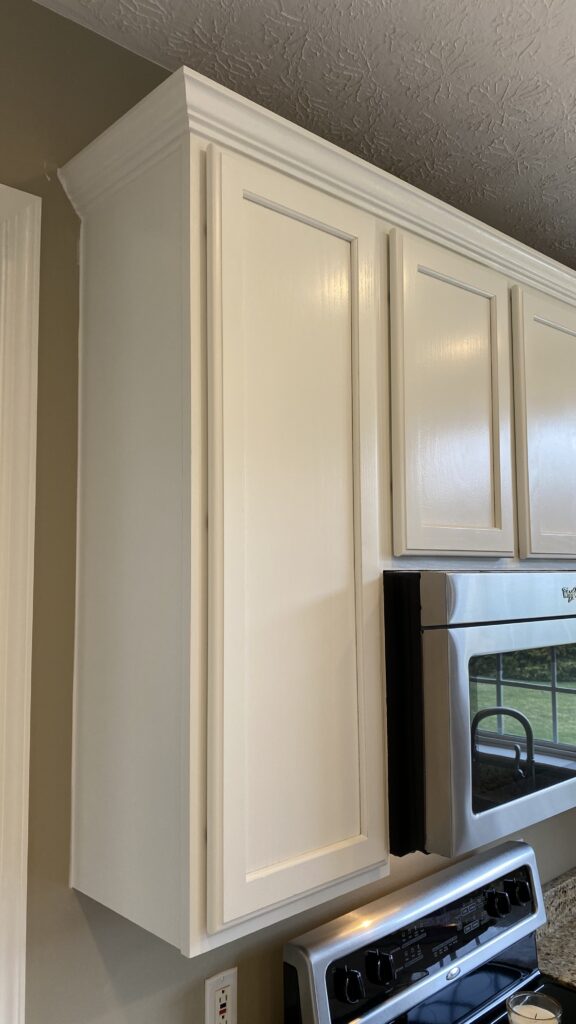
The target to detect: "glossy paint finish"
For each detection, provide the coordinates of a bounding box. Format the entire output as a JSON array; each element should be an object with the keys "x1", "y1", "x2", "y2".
[
  {"x1": 207, "y1": 147, "x2": 388, "y2": 932},
  {"x1": 391, "y1": 230, "x2": 514, "y2": 556},
  {"x1": 63, "y1": 73, "x2": 390, "y2": 958},
  {"x1": 59, "y1": 61, "x2": 576, "y2": 964},
  {"x1": 513, "y1": 285, "x2": 576, "y2": 558}
]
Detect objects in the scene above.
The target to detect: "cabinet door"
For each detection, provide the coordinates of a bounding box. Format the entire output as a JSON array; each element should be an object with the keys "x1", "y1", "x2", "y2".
[
  {"x1": 512, "y1": 285, "x2": 576, "y2": 557},
  {"x1": 206, "y1": 148, "x2": 387, "y2": 932},
  {"x1": 390, "y1": 230, "x2": 514, "y2": 555}
]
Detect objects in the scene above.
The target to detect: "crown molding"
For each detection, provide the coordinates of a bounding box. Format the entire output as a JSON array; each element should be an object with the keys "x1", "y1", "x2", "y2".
[
  {"x1": 0, "y1": 184, "x2": 41, "y2": 1024},
  {"x1": 59, "y1": 69, "x2": 189, "y2": 214},
  {"x1": 60, "y1": 66, "x2": 576, "y2": 303}
]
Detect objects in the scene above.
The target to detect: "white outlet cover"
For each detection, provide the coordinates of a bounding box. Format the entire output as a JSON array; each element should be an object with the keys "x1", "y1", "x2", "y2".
[{"x1": 204, "y1": 967, "x2": 237, "y2": 1024}]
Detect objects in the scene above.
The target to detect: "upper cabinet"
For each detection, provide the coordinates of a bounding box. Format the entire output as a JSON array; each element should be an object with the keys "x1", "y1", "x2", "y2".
[
  {"x1": 512, "y1": 286, "x2": 576, "y2": 558},
  {"x1": 390, "y1": 229, "x2": 515, "y2": 557},
  {"x1": 60, "y1": 65, "x2": 576, "y2": 959},
  {"x1": 61, "y1": 78, "x2": 389, "y2": 957}
]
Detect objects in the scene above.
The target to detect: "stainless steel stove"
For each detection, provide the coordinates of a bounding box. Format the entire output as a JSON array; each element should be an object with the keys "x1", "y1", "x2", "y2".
[{"x1": 284, "y1": 842, "x2": 576, "y2": 1024}]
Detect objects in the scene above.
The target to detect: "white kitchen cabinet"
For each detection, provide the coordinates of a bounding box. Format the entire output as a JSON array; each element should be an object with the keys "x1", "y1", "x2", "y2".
[
  {"x1": 61, "y1": 73, "x2": 388, "y2": 957},
  {"x1": 206, "y1": 149, "x2": 388, "y2": 931},
  {"x1": 512, "y1": 285, "x2": 576, "y2": 558},
  {"x1": 60, "y1": 63, "x2": 576, "y2": 959},
  {"x1": 389, "y1": 229, "x2": 515, "y2": 556}
]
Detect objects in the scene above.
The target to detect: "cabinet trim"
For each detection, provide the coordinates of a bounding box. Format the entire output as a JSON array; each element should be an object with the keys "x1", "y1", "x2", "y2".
[
  {"x1": 60, "y1": 68, "x2": 576, "y2": 307},
  {"x1": 206, "y1": 143, "x2": 226, "y2": 934},
  {"x1": 389, "y1": 229, "x2": 407, "y2": 554},
  {"x1": 0, "y1": 185, "x2": 40, "y2": 1024},
  {"x1": 511, "y1": 285, "x2": 531, "y2": 559}
]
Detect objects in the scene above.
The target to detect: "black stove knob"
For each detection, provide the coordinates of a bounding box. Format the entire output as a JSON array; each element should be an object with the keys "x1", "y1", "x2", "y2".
[
  {"x1": 504, "y1": 877, "x2": 532, "y2": 906},
  {"x1": 333, "y1": 966, "x2": 366, "y2": 1005},
  {"x1": 486, "y1": 888, "x2": 512, "y2": 919},
  {"x1": 366, "y1": 949, "x2": 396, "y2": 986},
  {"x1": 516, "y1": 878, "x2": 532, "y2": 905}
]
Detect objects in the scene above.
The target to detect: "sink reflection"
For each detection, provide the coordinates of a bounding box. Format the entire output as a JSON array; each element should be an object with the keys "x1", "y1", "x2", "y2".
[{"x1": 472, "y1": 754, "x2": 576, "y2": 813}]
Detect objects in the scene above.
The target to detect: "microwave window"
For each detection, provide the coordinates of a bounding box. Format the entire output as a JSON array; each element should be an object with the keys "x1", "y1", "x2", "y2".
[{"x1": 469, "y1": 646, "x2": 576, "y2": 814}]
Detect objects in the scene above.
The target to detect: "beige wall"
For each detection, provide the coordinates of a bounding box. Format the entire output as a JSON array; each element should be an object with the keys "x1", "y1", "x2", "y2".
[{"x1": 2, "y1": 1, "x2": 576, "y2": 1021}]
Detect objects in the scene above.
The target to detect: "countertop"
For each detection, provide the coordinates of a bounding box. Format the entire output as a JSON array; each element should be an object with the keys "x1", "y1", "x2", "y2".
[{"x1": 538, "y1": 867, "x2": 576, "y2": 986}]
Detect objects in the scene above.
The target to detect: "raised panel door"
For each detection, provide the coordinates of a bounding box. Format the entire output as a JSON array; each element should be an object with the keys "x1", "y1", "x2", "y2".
[
  {"x1": 512, "y1": 285, "x2": 576, "y2": 557},
  {"x1": 390, "y1": 229, "x2": 514, "y2": 555},
  {"x1": 207, "y1": 147, "x2": 388, "y2": 931}
]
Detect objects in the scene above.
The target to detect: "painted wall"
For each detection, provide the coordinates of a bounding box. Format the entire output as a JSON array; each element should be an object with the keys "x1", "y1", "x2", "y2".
[{"x1": 1, "y1": 1, "x2": 576, "y2": 1021}]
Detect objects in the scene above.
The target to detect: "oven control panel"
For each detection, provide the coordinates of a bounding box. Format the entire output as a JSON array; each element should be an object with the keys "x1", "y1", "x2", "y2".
[{"x1": 325, "y1": 867, "x2": 534, "y2": 1023}]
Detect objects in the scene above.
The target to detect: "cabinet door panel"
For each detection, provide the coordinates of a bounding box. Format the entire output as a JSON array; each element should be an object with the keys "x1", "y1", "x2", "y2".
[
  {"x1": 207, "y1": 148, "x2": 387, "y2": 931},
  {"x1": 513, "y1": 286, "x2": 576, "y2": 556},
  {"x1": 390, "y1": 230, "x2": 514, "y2": 555}
]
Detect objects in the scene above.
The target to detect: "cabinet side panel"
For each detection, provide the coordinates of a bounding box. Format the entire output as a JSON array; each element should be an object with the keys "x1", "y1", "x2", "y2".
[{"x1": 73, "y1": 149, "x2": 188, "y2": 947}]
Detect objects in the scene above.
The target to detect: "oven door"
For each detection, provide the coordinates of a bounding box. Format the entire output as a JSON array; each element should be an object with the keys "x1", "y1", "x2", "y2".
[{"x1": 423, "y1": 616, "x2": 576, "y2": 856}]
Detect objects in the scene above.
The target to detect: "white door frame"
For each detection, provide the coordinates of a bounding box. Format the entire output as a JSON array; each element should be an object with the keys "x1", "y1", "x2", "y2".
[{"x1": 0, "y1": 184, "x2": 40, "y2": 1024}]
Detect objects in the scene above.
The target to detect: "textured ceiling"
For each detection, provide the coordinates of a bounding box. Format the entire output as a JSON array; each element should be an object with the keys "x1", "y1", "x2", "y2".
[{"x1": 36, "y1": 0, "x2": 576, "y2": 269}]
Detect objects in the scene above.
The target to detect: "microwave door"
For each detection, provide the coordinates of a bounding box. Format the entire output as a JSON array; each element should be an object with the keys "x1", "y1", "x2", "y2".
[{"x1": 423, "y1": 616, "x2": 576, "y2": 858}]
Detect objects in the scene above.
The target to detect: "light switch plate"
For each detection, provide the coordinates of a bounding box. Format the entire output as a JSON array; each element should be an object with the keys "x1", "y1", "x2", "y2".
[{"x1": 204, "y1": 966, "x2": 237, "y2": 1024}]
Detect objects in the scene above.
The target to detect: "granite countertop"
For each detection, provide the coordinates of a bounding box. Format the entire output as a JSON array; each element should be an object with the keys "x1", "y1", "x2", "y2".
[{"x1": 537, "y1": 867, "x2": 576, "y2": 986}]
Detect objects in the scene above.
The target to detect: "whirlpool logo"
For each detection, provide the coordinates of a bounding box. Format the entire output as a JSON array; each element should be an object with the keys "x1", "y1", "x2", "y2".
[{"x1": 562, "y1": 586, "x2": 576, "y2": 602}]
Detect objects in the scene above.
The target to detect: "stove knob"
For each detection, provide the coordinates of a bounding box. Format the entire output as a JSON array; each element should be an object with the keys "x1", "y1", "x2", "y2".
[
  {"x1": 516, "y1": 879, "x2": 532, "y2": 905},
  {"x1": 504, "y1": 877, "x2": 532, "y2": 906},
  {"x1": 333, "y1": 966, "x2": 366, "y2": 1005},
  {"x1": 486, "y1": 889, "x2": 512, "y2": 919},
  {"x1": 366, "y1": 949, "x2": 396, "y2": 986}
]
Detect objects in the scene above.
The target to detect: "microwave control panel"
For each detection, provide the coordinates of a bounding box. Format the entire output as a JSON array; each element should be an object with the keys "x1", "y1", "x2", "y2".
[{"x1": 325, "y1": 866, "x2": 535, "y2": 1023}]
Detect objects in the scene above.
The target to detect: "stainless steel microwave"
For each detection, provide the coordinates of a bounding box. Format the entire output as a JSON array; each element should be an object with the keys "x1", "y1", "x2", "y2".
[{"x1": 384, "y1": 570, "x2": 576, "y2": 858}]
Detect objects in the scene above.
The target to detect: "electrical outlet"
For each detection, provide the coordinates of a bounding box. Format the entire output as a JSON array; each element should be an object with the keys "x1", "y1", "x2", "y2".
[{"x1": 204, "y1": 967, "x2": 237, "y2": 1024}]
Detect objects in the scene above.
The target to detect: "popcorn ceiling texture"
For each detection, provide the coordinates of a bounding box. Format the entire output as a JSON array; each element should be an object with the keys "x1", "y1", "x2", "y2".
[{"x1": 36, "y1": 0, "x2": 576, "y2": 269}]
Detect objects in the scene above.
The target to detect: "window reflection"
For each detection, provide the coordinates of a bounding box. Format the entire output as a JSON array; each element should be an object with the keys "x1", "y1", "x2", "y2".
[
  {"x1": 469, "y1": 645, "x2": 576, "y2": 746},
  {"x1": 469, "y1": 644, "x2": 576, "y2": 814}
]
